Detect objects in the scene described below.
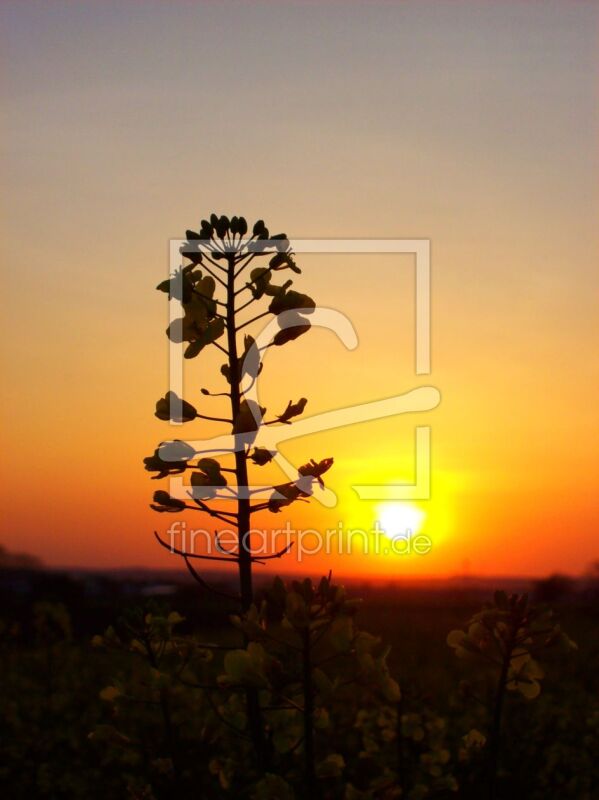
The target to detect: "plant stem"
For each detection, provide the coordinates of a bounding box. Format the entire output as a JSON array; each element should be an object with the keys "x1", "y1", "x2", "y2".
[
  {"x1": 225, "y1": 252, "x2": 253, "y2": 612},
  {"x1": 226, "y1": 252, "x2": 267, "y2": 772},
  {"x1": 302, "y1": 626, "x2": 317, "y2": 797},
  {"x1": 144, "y1": 635, "x2": 182, "y2": 789},
  {"x1": 487, "y1": 624, "x2": 517, "y2": 799},
  {"x1": 396, "y1": 697, "x2": 408, "y2": 797}
]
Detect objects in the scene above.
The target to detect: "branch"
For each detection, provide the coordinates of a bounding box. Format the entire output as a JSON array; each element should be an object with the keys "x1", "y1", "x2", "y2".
[
  {"x1": 183, "y1": 554, "x2": 241, "y2": 603},
  {"x1": 201, "y1": 388, "x2": 232, "y2": 398},
  {"x1": 249, "y1": 502, "x2": 271, "y2": 513},
  {"x1": 210, "y1": 340, "x2": 229, "y2": 356},
  {"x1": 196, "y1": 412, "x2": 233, "y2": 424},
  {"x1": 249, "y1": 542, "x2": 294, "y2": 561},
  {"x1": 190, "y1": 495, "x2": 238, "y2": 520},
  {"x1": 154, "y1": 530, "x2": 240, "y2": 562},
  {"x1": 236, "y1": 294, "x2": 261, "y2": 312},
  {"x1": 200, "y1": 263, "x2": 228, "y2": 289},
  {"x1": 152, "y1": 500, "x2": 232, "y2": 519},
  {"x1": 192, "y1": 448, "x2": 236, "y2": 455},
  {"x1": 191, "y1": 287, "x2": 227, "y2": 308},
  {"x1": 170, "y1": 461, "x2": 237, "y2": 481},
  {"x1": 215, "y1": 530, "x2": 239, "y2": 556},
  {"x1": 202, "y1": 254, "x2": 229, "y2": 274},
  {"x1": 234, "y1": 283, "x2": 254, "y2": 298},
  {"x1": 236, "y1": 311, "x2": 271, "y2": 332},
  {"x1": 235, "y1": 262, "x2": 276, "y2": 298},
  {"x1": 234, "y1": 251, "x2": 258, "y2": 279}
]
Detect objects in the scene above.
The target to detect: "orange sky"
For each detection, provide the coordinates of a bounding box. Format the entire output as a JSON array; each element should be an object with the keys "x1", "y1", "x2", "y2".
[{"x1": 1, "y1": 1, "x2": 598, "y2": 578}]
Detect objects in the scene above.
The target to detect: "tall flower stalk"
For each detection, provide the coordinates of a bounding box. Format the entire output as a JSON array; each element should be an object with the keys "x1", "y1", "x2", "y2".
[
  {"x1": 145, "y1": 214, "x2": 333, "y2": 763},
  {"x1": 147, "y1": 214, "x2": 332, "y2": 606}
]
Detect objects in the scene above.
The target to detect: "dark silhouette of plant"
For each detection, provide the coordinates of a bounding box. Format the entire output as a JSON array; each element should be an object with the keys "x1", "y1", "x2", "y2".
[
  {"x1": 92, "y1": 604, "x2": 224, "y2": 797},
  {"x1": 146, "y1": 214, "x2": 332, "y2": 608},
  {"x1": 221, "y1": 574, "x2": 401, "y2": 795},
  {"x1": 145, "y1": 214, "x2": 333, "y2": 768},
  {"x1": 447, "y1": 591, "x2": 577, "y2": 799},
  {"x1": 93, "y1": 575, "x2": 406, "y2": 798}
]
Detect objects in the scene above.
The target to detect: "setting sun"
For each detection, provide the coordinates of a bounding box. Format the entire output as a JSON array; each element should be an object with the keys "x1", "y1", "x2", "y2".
[{"x1": 376, "y1": 502, "x2": 425, "y2": 541}]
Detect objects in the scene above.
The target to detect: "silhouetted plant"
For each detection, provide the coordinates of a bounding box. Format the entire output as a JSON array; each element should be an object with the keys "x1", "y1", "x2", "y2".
[
  {"x1": 221, "y1": 574, "x2": 401, "y2": 794},
  {"x1": 145, "y1": 214, "x2": 333, "y2": 771},
  {"x1": 92, "y1": 575, "x2": 406, "y2": 798},
  {"x1": 146, "y1": 214, "x2": 332, "y2": 610},
  {"x1": 447, "y1": 591, "x2": 577, "y2": 799},
  {"x1": 92, "y1": 604, "x2": 232, "y2": 797}
]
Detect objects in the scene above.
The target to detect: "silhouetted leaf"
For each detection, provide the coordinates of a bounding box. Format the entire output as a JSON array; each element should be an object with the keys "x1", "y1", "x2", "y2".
[
  {"x1": 151, "y1": 490, "x2": 186, "y2": 512},
  {"x1": 241, "y1": 335, "x2": 260, "y2": 379},
  {"x1": 156, "y1": 267, "x2": 194, "y2": 303},
  {"x1": 184, "y1": 318, "x2": 225, "y2": 359},
  {"x1": 298, "y1": 457, "x2": 334, "y2": 488},
  {"x1": 191, "y1": 469, "x2": 226, "y2": 500},
  {"x1": 222, "y1": 644, "x2": 269, "y2": 688},
  {"x1": 270, "y1": 233, "x2": 290, "y2": 252},
  {"x1": 277, "y1": 397, "x2": 307, "y2": 424},
  {"x1": 285, "y1": 591, "x2": 308, "y2": 627},
  {"x1": 272, "y1": 316, "x2": 311, "y2": 346},
  {"x1": 180, "y1": 241, "x2": 203, "y2": 265},
  {"x1": 315, "y1": 753, "x2": 345, "y2": 779},
  {"x1": 166, "y1": 279, "x2": 218, "y2": 345},
  {"x1": 144, "y1": 440, "x2": 195, "y2": 478},
  {"x1": 247, "y1": 238, "x2": 269, "y2": 253},
  {"x1": 269, "y1": 252, "x2": 301, "y2": 273},
  {"x1": 158, "y1": 440, "x2": 196, "y2": 463},
  {"x1": 215, "y1": 215, "x2": 230, "y2": 238},
  {"x1": 250, "y1": 447, "x2": 276, "y2": 466},
  {"x1": 269, "y1": 289, "x2": 315, "y2": 315},
  {"x1": 184, "y1": 340, "x2": 204, "y2": 359},
  {"x1": 329, "y1": 617, "x2": 354, "y2": 652},
  {"x1": 267, "y1": 482, "x2": 309, "y2": 513},
  {"x1": 232, "y1": 399, "x2": 266, "y2": 434},
  {"x1": 265, "y1": 279, "x2": 293, "y2": 298},
  {"x1": 192, "y1": 274, "x2": 216, "y2": 299},
  {"x1": 155, "y1": 391, "x2": 197, "y2": 423},
  {"x1": 197, "y1": 457, "x2": 224, "y2": 481},
  {"x1": 166, "y1": 318, "x2": 186, "y2": 343},
  {"x1": 247, "y1": 267, "x2": 272, "y2": 299},
  {"x1": 200, "y1": 219, "x2": 213, "y2": 238}
]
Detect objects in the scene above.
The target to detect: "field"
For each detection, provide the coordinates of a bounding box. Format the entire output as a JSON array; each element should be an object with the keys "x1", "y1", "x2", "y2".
[{"x1": 1, "y1": 569, "x2": 597, "y2": 799}]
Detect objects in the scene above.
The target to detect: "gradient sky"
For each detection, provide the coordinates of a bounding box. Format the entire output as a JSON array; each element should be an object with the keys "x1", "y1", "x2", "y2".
[{"x1": 1, "y1": 1, "x2": 598, "y2": 578}]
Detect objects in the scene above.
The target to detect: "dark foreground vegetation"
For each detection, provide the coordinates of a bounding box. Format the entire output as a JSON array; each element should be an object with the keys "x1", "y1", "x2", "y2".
[{"x1": 1, "y1": 567, "x2": 598, "y2": 799}]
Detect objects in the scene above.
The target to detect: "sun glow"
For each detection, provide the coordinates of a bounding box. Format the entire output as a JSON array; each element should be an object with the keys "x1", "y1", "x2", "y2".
[{"x1": 376, "y1": 502, "x2": 425, "y2": 540}]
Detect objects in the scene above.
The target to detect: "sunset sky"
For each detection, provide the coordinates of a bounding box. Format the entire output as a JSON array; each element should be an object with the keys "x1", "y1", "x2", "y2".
[{"x1": 1, "y1": 1, "x2": 597, "y2": 579}]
